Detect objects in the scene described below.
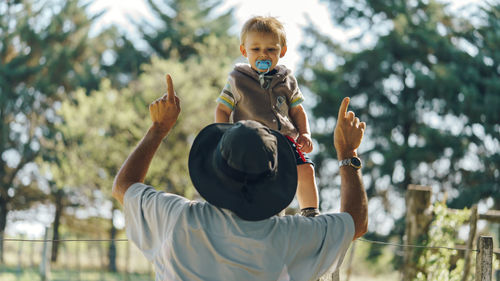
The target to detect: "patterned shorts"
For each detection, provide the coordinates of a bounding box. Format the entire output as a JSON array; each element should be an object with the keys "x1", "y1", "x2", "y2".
[{"x1": 284, "y1": 136, "x2": 314, "y2": 166}]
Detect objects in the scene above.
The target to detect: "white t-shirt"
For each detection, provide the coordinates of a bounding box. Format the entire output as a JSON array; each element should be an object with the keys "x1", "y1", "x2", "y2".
[{"x1": 124, "y1": 183, "x2": 354, "y2": 281}]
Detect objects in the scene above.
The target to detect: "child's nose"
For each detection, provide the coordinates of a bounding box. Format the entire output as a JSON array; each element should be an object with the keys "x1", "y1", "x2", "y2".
[{"x1": 262, "y1": 50, "x2": 270, "y2": 56}]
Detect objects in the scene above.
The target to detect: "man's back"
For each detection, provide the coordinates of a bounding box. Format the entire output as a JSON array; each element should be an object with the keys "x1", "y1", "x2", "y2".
[{"x1": 124, "y1": 183, "x2": 354, "y2": 281}]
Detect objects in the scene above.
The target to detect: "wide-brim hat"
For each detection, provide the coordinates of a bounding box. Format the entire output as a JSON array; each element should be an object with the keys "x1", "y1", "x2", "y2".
[{"x1": 188, "y1": 120, "x2": 297, "y2": 221}]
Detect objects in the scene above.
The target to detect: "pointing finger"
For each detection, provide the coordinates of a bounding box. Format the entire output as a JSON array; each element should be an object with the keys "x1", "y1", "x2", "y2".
[
  {"x1": 166, "y1": 74, "x2": 175, "y2": 102},
  {"x1": 338, "y1": 97, "x2": 350, "y2": 120}
]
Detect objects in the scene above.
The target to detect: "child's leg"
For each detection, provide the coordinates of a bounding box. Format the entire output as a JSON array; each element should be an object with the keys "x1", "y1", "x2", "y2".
[{"x1": 296, "y1": 163, "x2": 319, "y2": 211}]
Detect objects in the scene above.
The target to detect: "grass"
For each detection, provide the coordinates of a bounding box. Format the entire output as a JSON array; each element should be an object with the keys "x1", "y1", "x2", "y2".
[
  {"x1": 0, "y1": 265, "x2": 154, "y2": 281},
  {"x1": 1, "y1": 234, "x2": 402, "y2": 280}
]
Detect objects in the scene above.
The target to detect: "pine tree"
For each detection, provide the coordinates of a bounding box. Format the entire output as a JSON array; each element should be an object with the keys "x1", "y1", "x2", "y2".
[
  {"x1": 0, "y1": 0, "x2": 117, "y2": 262},
  {"x1": 447, "y1": 3, "x2": 500, "y2": 209},
  {"x1": 298, "y1": 0, "x2": 498, "y2": 237},
  {"x1": 51, "y1": 48, "x2": 235, "y2": 269},
  {"x1": 140, "y1": 0, "x2": 239, "y2": 60}
]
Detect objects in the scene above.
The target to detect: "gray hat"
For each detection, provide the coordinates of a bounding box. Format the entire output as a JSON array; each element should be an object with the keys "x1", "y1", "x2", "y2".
[{"x1": 188, "y1": 120, "x2": 297, "y2": 221}]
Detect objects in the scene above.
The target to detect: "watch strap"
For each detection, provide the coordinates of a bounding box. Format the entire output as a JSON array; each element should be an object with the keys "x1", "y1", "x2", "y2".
[{"x1": 339, "y1": 157, "x2": 362, "y2": 169}]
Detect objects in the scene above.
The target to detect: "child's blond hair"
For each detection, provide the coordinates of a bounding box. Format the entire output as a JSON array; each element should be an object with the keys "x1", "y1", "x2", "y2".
[{"x1": 240, "y1": 16, "x2": 287, "y2": 47}]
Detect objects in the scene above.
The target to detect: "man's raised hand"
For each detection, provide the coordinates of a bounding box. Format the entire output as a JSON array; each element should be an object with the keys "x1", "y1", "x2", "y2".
[
  {"x1": 149, "y1": 74, "x2": 181, "y2": 134},
  {"x1": 334, "y1": 97, "x2": 366, "y2": 159}
]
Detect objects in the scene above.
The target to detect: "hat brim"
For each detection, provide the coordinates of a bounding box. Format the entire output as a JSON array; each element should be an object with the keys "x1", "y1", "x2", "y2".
[{"x1": 188, "y1": 123, "x2": 297, "y2": 221}]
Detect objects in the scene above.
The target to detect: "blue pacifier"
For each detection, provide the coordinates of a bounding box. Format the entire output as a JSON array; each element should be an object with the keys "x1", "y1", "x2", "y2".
[{"x1": 256, "y1": 59, "x2": 272, "y2": 71}]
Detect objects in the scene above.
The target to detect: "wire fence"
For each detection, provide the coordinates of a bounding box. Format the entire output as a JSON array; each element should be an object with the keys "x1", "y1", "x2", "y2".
[
  {"x1": 4, "y1": 237, "x2": 500, "y2": 254},
  {"x1": 2, "y1": 236, "x2": 499, "y2": 254},
  {"x1": 1, "y1": 235, "x2": 499, "y2": 281}
]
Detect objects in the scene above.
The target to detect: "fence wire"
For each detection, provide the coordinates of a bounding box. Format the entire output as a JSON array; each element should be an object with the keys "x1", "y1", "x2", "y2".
[
  {"x1": 358, "y1": 238, "x2": 480, "y2": 252},
  {"x1": 3, "y1": 237, "x2": 499, "y2": 254}
]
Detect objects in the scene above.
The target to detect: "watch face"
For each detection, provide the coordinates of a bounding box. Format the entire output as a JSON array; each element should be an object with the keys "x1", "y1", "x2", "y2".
[{"x1": 351, "y1": 157, "x2": 361, "y2": 167}]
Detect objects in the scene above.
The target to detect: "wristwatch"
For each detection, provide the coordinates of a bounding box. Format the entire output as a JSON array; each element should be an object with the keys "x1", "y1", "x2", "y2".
[{"x1": 339, "y1": 157, "x2": 362, "y2": 170}]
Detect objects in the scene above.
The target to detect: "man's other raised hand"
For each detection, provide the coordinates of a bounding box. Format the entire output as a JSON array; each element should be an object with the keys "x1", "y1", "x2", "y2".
[{"x1": 334, "y1": 97, "x2": 366, "y2": 160}]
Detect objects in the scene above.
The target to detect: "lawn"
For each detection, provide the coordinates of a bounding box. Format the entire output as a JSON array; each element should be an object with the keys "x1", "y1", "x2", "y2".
[{"x1": 0, "y1": 265, "x2": 154, "y2": 281}]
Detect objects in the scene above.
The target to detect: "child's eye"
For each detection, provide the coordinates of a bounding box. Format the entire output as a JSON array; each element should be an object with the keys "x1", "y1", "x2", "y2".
[
  {"x1": 268, "y1": 48, "x2": 276, "y2": 52},
  {"x1": 252, "y1": 48, "x2": 260, "y2": 51}
]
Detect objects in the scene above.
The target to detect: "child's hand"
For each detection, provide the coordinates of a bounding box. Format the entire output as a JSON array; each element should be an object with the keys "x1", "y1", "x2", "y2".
[
  {"x1": 296, "y1": 133, "x2": 313, "y2": 153},
  {"x1": 149, "y1": 74, "x2": 181, "y2": 134}
]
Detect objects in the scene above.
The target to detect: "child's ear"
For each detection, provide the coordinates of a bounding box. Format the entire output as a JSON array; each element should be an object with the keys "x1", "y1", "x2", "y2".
[
  {"x1": 240, "y1": 45, "x2": 247, "y2": 57},
  {"x1": 280, "y1": 45, "x2": 287, "y2": 58}
]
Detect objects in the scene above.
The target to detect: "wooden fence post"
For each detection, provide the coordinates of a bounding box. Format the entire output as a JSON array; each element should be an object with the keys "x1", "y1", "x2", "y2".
[
  {"x1": 462, "y1": 204, "x2": 478, "y2": 281},
  {"x1": 475, "y1": 236, "x2": 493, "y2": 281},
  {"x1": 403, "y1": 185, "x2": 433, "y2": 281}
]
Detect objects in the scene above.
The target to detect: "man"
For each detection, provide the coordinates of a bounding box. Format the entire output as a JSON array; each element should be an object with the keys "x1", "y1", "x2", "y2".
[{"x1": 112, "y1": 74, "x2": 368, "y2": 281}]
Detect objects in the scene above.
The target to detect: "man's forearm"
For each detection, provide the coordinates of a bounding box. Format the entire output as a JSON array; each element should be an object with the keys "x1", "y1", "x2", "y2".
[
  {"x1": 339, "y1": 165, "x2": 368, "y2": 240},
  {"x1": 333, "y1": 97, "x2": 368, "y2": 240},
  {"x1": 112, "y1": 124, "x2": 169, "y2": 204}
]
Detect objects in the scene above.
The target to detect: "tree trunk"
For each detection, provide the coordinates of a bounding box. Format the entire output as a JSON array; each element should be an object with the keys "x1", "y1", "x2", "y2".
[
  {"x1": 403, "y1": 185, "x2": 432, "y2": 281},
  {"x1": 51, "y1": 189, "x2": 63, "y2": 262},
  {"x1": 108, "y1": 206, "x2": 117, "y2": 272},
  {"x1": 0, "y1": 196, "x2": 8, "y2": 264}
]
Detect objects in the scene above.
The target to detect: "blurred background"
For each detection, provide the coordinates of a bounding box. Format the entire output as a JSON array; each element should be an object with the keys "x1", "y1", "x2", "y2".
[{"x1": 0, "y1": 0, "x2": 499, "y2": 280}]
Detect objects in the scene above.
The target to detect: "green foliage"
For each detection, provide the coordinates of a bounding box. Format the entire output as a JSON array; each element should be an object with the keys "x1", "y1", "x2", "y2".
[
  {"x1": 0, "y1": 0, "x2": 146, "y2": 262},
  {"x1": 38, "y1": 0, "x2": 240, "y2": 263},
  {"x1": 415, "y1": 202, "x2": 500, "y2": 281},
  {"x1": 298, "y1": 0, "x2": 499, "y2": 233},
  {"x1": 96, "y1": 27, "x2": 150, "y2": 88},
  {"x1": 447, "y1": 2, "x2": 500, "y2": 208},
  {"x1": 51, "y1": 52, "x2": 232, "y2": 198},
  {"x1": 415, "y1": 202, "x2": 470, "y2": 281},
  {"x1": 140, "y1": 0, "x2": 240, "y2": 61},
  {"x1": 0, "y1": 0, "x2": 120, "y2": 253},
  {"x1": 0, "y1": 0, "x2": 120, "y2": 202}
]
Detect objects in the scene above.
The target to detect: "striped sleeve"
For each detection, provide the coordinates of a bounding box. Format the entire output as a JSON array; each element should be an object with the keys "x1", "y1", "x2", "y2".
[
  {"x1": 216, "y1": 82, "x2": 235, "y2": 111},
  {"x1": 289, "y1": 77, "x2": 304, "y2": 108},
  {"x1": 290, "y1": 94, "x2": 304, "y2": 108}
]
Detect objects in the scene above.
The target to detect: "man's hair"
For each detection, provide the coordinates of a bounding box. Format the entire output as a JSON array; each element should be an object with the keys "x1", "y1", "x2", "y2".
[{"x1": 240, "y1": 16, "x2": 287, "y2": 47}]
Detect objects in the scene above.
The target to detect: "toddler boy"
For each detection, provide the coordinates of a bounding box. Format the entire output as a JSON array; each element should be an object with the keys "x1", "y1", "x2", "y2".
[{"x1": 215, "y1": 16, "x2": 320, "y2": 217}]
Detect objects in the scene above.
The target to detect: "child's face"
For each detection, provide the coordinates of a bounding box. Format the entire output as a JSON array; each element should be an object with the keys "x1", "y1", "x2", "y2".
[{"x1": 240, "y1": 31, "x2": 287, "y2": 73}]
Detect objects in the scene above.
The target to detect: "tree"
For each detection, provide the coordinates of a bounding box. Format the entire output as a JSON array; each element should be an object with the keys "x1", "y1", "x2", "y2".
[
  {"x1": 42, "y1": 0, "x2": 240, "y2": 266},
  {"x1": 0, "y1": 0, "x2": 117, "y2": 262},
  {"x1": 298, "y1": 0, "x2": 498, "y2": 239},
  {"x1": 446, "y1": 3, "x2": 500, "y2": 209},
  {"x1": 99, "y1": 27, "x2": 150, "y2": 87},
  {"x1": 445, "y1": 2, "x2": 500, "y2": 247},
  {"x1": 50, "y1": 37, "x2": 237, "y2": 268},
  {"x1": 140, "y1": 0, "x2": 238, "y2": 61}
]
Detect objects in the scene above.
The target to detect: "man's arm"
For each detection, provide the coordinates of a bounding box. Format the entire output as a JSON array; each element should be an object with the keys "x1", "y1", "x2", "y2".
[
  {"x1": 334, "y1": 97, "x2": 368, "y2": 240},
  {"x1": 112, "y1": 74, "x2": 181, "y2": 204}
]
